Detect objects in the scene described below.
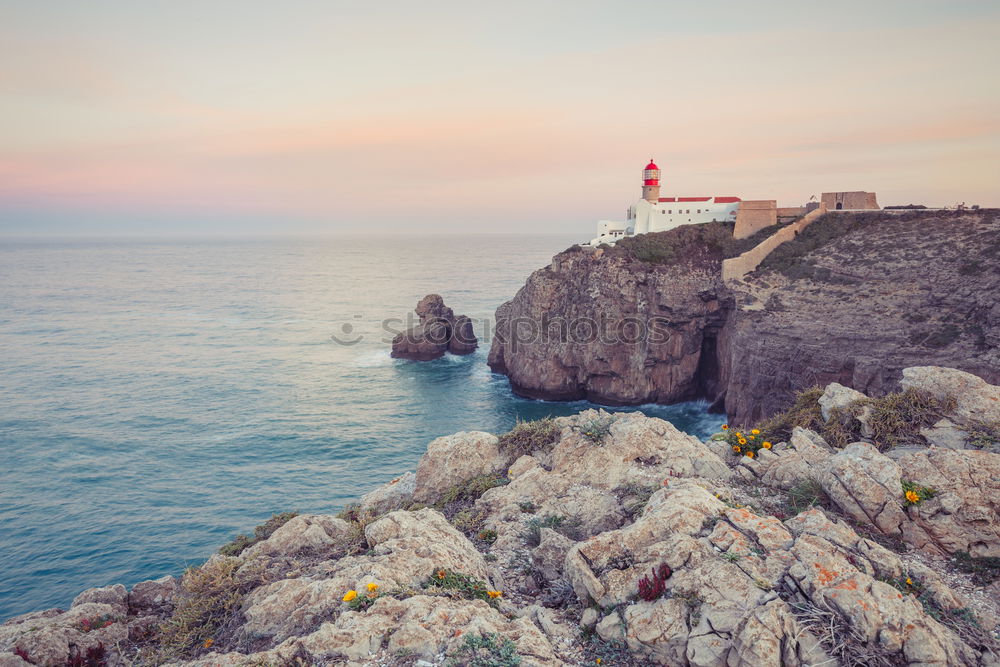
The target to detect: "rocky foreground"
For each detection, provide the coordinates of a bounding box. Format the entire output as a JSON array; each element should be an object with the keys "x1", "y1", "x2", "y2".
[
  {"x1": 2, "y1": 367, "x2": 1000, "y2": 666},
  {"x1": 488, "y1": 210, "x2": 1000, "y2": 423}
]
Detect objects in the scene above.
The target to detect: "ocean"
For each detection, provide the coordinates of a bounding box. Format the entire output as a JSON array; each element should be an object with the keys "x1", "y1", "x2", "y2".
[{"x1": 0, "y1": 235, "x2": 722, "y2": 619}]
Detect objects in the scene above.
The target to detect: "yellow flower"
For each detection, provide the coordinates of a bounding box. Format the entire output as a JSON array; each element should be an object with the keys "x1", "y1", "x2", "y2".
[
  {"x1": 721, "y1": 424, "x2": 729, "y2": 430},
  {"x1": 343, "y1": 590, "x2": 358, "y2": 602},
  {"x1": 487, "y1": 590, "x2": 502, "y2": 599},
  {"x1": 751, "y1": 429, "x2": 760, "y2": 435},
  {"x1": 732, "y1": 445, "x2": 741, "y2": 453},
  {"x1": 437, "y1": 570, "x2": 446, "y2": 580},
  {"x1": 748, "y1": 435, "x2": 755, "y2": 441},
  {"x1": 367, "y1": 583, "x2": 379, "y2": 592},
  {"x1": 905, "y1": 577, "x2": 913, "y2": 586},
  {"x1": 746, "y1": 451, "x2": 755, "y2": 458},
  {"x1": 203, "y1": 639, "x2": 214, "y2": 649},
  {"x1": 738, "y1": 437, "x2": 747, "y2": 445},
  {"x1": 762, "y1": 441, "x2": 772, "y2": 449},
  {"x1": 735, "y1": 432, "x2": 742, "y2": 437},
  {"x1": 905, "y1": 490, "x2": 920, "y2": 504},
  {"x1": 596, "y1": 660, "x2": 602, "y2": 665}
]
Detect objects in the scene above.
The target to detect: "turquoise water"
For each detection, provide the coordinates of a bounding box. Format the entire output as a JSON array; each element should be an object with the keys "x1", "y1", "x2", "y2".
[{"x1": 0, "y1": 235, "x2": 722, "y2": 619}]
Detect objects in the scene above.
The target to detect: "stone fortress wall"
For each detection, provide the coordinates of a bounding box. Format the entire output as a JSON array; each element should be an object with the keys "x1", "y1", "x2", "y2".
[
  {"x1": 722, "y1": 203, "x2": 829, "y2": 281},
  {"x1": 821, "y1": 191, "x2": 879, "y2": 210}
]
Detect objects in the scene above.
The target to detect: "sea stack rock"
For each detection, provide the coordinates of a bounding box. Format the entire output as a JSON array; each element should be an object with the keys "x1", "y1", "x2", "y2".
[{"x1": 391, "y1": 294, "x2": 478, "y2": 360}]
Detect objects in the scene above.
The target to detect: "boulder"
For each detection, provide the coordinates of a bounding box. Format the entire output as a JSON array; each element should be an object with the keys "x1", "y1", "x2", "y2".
[
  {"x1": 818, "y1": 441, "x2": 906, "y2": 537},
  {"x1": 71, "y1": 584, "x2": 127, "y2": 615},
  {"x1": 128, "y1": 576, "x2": 178, "y2": 615},
  {"x1": 413, "y1": 431, "x2": 503, "y2": 503},
  {"x1": 901, "y1": 366, "x2": 1000, "y2": 425},
  {"x1": 241, "y1": 508, "x2": 492, "y2": 642},
  {"x1": 818, "y1": 382, "x2": 867, "y2": 421},
  {"x1": 242, "y1": 514, "x2": 353, "y2": 560},
  {"x1": 358, "y1": 471, "x2": 416, "y2": 514},
  {"x1": 391, "y1": 294, "x2": 478, "y2": 360}
]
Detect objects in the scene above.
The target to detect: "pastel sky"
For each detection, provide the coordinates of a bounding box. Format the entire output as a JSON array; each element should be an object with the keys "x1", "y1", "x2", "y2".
[{"x1": 2, "y1": 0, "x2": 999, "y2": 235}]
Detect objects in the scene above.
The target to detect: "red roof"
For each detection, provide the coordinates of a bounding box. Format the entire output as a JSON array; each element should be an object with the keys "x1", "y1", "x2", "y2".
[
  {"x1": 657, "y1": 196, "x2": 741, "y2": 203},
  {"x1": 644, "y1": 160, "x2": 659, "y2": 170}
]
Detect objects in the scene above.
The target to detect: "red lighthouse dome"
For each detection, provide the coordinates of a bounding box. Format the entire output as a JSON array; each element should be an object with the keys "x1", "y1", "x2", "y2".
[{"x1": 643, "y1": 159, "x2": 660, "y2": 186}]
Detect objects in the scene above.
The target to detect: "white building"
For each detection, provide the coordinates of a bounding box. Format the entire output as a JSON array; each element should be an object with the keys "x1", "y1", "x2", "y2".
[{"x1": 585, "y1": 160, "x2": 741, "y2": 246}]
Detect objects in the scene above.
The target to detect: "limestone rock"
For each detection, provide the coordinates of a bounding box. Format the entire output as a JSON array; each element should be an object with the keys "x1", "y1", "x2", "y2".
[
  {"x1": 391, "y1": 294, "x2": 478, "y2": 360},
  {"x1": 242, "y1": 514, "x2": 352, "y2": 560},
  {"x1": 919, "y1": 418, "x2": 969, "y2": 450},
  {"x1": 358, "y1": 471, "x2": 416, "y2": 514},
  {"x1": 241, "y1": 508, "x2": 491, "y2": 642},
  {"x1": 413, "y1": 431, "x2": 503, "y2": 503},
  {"x1": 736, "y1": 427, "x2": 833, "y2": 489},
  {"x1": 896, "y1": 447, "x2": 1000, "y2": 557},
  {"x1": 128, "y1": 576, "x2": 178, "y2": 615},
  {"x1": 531, "y1": 528, "x2": 574, "y2": 582},
  {"x1": 901, "y1": 366, "x2": 1000, "y2": 425},
  {"x1": 818, "y1": 382, "x2": 867, "y2": 421},
  {"x1": 71, "y1": 584, "x2": 127, "y2": 615},
  {"x1": 0, "y1": 603, "x2": 127, "y2": 667},
  {"x1": 818, "y1": 441, "x2": 906, "y2": 537}
]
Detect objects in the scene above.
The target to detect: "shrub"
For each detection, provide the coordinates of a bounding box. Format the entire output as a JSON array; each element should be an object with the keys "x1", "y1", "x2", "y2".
[
  {"x1": 614, "y1": 482, "x2": 658, "y2": 519},
  {"x1": 151, "y1": 557, "x2": 263, "y2": 663},
  {"x1": 757, "y1": 387, "x2": 825, "y2": 443},
  {"x1": 611, "y1": 220, "x2": 777, "y2": 266},
  {"x1": 637, "y1": 563, "x2": 672, "y2": 601},
  {"x1": 219, "y1": 512, "x2": 298, "y2": 557},
  {"x1": 576, "y1": 416, "x2": 615, "y2": 444},
  {"x1": 497, "y1": 418, "x2": 560, "y2": 463},
  {"x1": 450, "y1": 632, "x2": 521, "y2": 667}
]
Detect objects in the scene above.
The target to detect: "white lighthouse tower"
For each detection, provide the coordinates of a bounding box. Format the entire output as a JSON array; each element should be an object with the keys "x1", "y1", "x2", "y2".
[{"x1": 642, "y1": 159, "x2": 661, "y2": 203}]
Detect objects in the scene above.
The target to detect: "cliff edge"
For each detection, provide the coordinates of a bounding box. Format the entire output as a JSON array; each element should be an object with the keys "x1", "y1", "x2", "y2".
[{"x1": 488, "y1": 211, "x2": 1000, "y2": 423}]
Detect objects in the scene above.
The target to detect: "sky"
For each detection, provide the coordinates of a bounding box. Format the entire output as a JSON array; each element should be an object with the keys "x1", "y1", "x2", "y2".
[{"x1": 1, "y1": 0, "x2": 999, "y2": 235}]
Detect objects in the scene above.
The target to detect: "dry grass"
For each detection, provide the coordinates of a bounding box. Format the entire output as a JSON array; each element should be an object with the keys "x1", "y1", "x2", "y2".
[
  {"x1": 758, "y1": 386, "x2": 956, "y2": 452},
  {"x1": 146, "y1": 557, "x2": 267, "y2": 664},
  {"x1": 788, "y1": 598, "x2": 906, "y2": 667},
  {"x1": 497, "y1": 417, "x2": 561, "y2": 465}
]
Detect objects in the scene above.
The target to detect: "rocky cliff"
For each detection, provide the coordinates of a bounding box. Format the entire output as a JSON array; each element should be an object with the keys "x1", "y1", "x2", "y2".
[
  {"x1": 489, "y1": 211, "x2": 1000, "y2": 423},
  {"x1": 3, "y1": 368, "x2": 999, "y2": 666}
]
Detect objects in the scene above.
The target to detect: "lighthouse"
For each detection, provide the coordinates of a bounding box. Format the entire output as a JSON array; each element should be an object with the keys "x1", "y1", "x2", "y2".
[{"x1": 642, "y1": 159, "x2": 661, "y2": 203}]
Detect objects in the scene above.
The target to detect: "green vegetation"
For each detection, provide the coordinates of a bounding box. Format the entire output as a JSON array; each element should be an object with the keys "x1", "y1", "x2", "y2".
[
  {"x1": 611, "y1": 220, "x2": 781, "y2": 265},
  {"x1": 901, "y1": 479, "x2": 936, "y2": 505},
  {"x1": 785, "y1": 479, "x2": 831, "y2": 516},
  {"x1": 449, "y1": 632, "x2": 521, "y2": 667},
  {"x1": 438, "y1": 473, "x2": 509, "y2": 507},
  {"x1": 497, "y1": 417, "x2": 560, "y2": 464},
  {"x1": 964, "y1": 420, "x2": 1000, "y2": 450},
  {"x1": 218, "y1": 512, "x2": 298, "y2": 557},
  {"x1": 423, "y1": 568, "x2": 501, "y2": 608},
  {"x1": 577, "y1": 415, "x2": 615, "y2": 444}
]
